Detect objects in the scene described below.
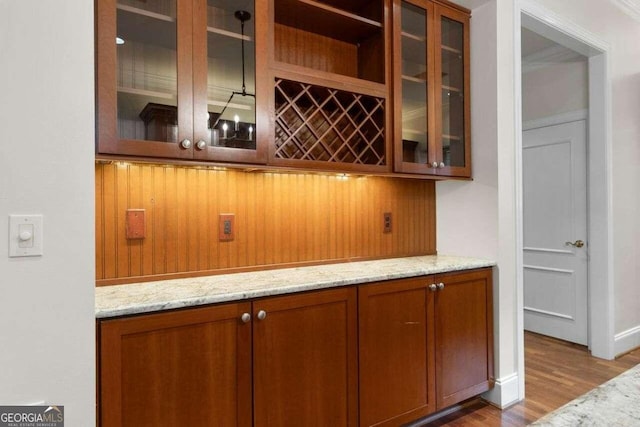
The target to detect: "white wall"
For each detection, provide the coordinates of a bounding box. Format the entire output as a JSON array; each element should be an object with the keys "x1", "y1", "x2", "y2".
[
  {"x1": 0, "y1": 0, "x2": 95, "y2": 424},
  {"x1": 522, "y1": 60, "x2": 588, "y2": 122},
  {"x1": 437, "y1": 0, "x2": 521, "y2": 407}
]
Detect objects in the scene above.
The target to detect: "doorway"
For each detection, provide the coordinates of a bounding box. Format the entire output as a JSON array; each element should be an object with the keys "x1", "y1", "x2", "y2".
[
  {"x1": 520, "y1": 27, "x2": 590, "y2": 345},
  {"x1": 515, "y1": 2, "x2": 615, "y2": 401}
]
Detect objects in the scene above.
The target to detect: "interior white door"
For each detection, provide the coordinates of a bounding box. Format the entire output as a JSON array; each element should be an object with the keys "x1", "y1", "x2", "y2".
[{"x1": 523, "y1": 120, "x2": 588, "y2": 345}]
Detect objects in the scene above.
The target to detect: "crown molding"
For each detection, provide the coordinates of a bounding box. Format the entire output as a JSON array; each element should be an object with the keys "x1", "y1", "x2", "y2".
[{"x1": 610, "y1": 0, "x2": 640, "y2": 22}]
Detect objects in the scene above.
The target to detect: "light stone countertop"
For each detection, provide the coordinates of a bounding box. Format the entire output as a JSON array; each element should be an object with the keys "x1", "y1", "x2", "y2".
[{"x1": 96, "y1": 255, "x2": 495, "y2": 318}]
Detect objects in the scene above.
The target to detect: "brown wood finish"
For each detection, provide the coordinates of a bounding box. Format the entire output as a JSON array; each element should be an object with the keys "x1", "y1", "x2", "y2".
[
  {"x1": 253, "y1": 287, "x2": 359, "y2": 427},
  {"x1": 392, "y1": 0, "x2": 437, "y2": 175},
  {"x1": 433, "y1": 4, "x2": 471, "y2": 177},
  {"x1": 358, "y1": 277, "x2": 436, "y2": 427},
  {"x1": 95, "y1": 0, "x2": 194, "y2": 159},
  {"x1": 435, "y1": 268, "x2": 494, "y2": 409},
  {"x1": 192, "y1": 0, "x2": 268, "y2": 165},
  {"x1": 95, "y1": 162, "x2": 436, "y2": 284},
  {"x1": 274, "y1": 25, "x2": 360, "y2": 79},
  {"x1": 96, "y1": 0, "x2": 267, "y2": 163},
  {"x1": 99, "y1": 302, "x2": 252, "y2": 427},
  {"x1": 417, "y1": 332, "x2": 640, "y2": 426}
]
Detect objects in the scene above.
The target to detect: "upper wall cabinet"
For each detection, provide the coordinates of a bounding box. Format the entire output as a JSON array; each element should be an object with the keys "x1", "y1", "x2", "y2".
[
  {"x1": 393, "y1": 0, "x2": 470, "y2": 178},
  {"x1": 267, "y1": 0, "x2": 393, "y2": 173},
  {"x1": 96, "y1": 0, "x2": 269, "y2": 163}
]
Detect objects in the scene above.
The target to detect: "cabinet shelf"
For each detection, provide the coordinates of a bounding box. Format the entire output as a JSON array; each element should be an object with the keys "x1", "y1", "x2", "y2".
[
  {"x1": 117, "y1": 3, "x2": 252, "y2": 43},
  {"x1": 402, "y1": 31, "x2": 426, "y2": 42},
  {"x1": 441, "y1": 44, "x2": 462, "y2": 54},
  {"x1": 442, "y1": 85, "x2": 462, "y2": 93},
  {"x1": 117, "y1": 86, "x2": 252, "y2": 111},
  {"x1": 402, "y1": 74, "x2": 427, "y2": 84},
  {"x1": 275, "y1": 0, "x2": 382, "y2": 45}
]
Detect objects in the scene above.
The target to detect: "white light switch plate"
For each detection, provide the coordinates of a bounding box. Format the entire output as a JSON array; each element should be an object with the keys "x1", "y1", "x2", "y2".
[{"x1": 9, "y1": 215, "x2": 43, "y2": 257}]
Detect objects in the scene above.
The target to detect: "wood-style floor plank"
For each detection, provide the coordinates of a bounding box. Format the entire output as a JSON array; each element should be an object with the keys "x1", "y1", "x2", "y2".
[{"x1": 419, "y1": 332, "x2": 640, "y2": 426}]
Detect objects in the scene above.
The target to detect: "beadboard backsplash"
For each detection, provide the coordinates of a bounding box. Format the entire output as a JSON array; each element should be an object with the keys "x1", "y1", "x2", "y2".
[{"x1": 96, "y1": 162, "x2": 436, "y2": 285}]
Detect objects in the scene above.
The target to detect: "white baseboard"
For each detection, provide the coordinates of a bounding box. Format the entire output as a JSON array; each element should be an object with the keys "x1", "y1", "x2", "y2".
[
  {"x1": 482, "y1": 372, "x2": 520, "y2": 409},
  {"x1": 614, "y1": 325, "x2": 640, "y2": 356}
]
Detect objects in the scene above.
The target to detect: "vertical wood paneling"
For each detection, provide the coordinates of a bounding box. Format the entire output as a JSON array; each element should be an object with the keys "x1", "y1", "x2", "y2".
[
  {"x1": 95, "y1": 163, "x2": 436, "y2": 284},
  {"x1": 96, "y1": 164, "x2": 104, "y2": 279}
]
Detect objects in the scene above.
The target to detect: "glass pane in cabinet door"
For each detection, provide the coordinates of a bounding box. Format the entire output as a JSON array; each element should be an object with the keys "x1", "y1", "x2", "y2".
[
  {"x1": 440, "y1": 16, "x2": 464, "y2": 167},
  {"x1": 400, "y1": 2, "x2": 428, "y2": 164},
  {"x1": 205, "y1": 0, "x2": 256, "y2": 149},
  {"x1": 116, "y1": 0, "x2": 179, "y2": 143}
]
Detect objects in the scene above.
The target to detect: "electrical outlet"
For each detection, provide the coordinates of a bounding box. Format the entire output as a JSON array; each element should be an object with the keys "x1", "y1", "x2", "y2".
[
  {"x1": 219, "y1": 214, "x2": 235, "y2": 241},
  {"x1": 383, "y1": 212, "x2": 392, "y2": 233}
]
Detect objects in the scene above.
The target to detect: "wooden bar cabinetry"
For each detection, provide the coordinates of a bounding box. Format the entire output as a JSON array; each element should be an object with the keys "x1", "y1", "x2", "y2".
[
  {"x1": 98, "y1": 268, "x2": 492, "y2": 426},
  {"x1": 269, "y1": 0, "x2": 393, "y2": 172},
  {"x1": 96, "y1": 0, "x2": 472, "y2": 177},
  {"x1": 358, "y1": 268, "x2": 493, "y2": 426},
  {"x1": 393, "y1": 0, "x2": 470, "y2": 177},
  {"x1": 96, "y1": 0, "x2": 269, "y2": 163},
  {"x1": 98, "y1": 287, "x2": 358, "y2": 427}
]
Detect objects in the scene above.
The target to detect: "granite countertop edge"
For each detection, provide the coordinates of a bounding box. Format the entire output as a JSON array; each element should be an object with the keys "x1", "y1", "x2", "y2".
[{"x1": 96, "y1": 255, "x2": 496, "y2": 319}]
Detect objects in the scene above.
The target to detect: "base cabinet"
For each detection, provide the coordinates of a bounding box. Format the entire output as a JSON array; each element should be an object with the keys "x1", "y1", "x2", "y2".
[
  {"x1": 358, "y1": 268, "x2": 493, "y2": 426},
  {"x1": 98, "y1": 287, "x2": 357, "y2": 427},
  {"x1": 98, "y1": 268, "x2": 491, "y2": 426},
  {"x1": 98, "y1": 302, "x2": 253, "y2": 427},
  {"x1": 358, "y1": 278, "x2": 436, "y2": 427}
]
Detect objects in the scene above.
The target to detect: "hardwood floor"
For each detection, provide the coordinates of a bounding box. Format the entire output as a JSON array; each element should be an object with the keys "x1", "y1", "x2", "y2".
[{"x1": 420, "y1": 332, "x2": 640, "y2": 426}]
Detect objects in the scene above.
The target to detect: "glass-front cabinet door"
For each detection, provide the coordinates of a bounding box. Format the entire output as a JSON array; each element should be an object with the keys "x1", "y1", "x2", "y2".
[
  {"x1": 192, "y1": 0, "x2": 267, "y2": 163},
  {"x1": 96, "y1": 0, "x2": 266, "y2": 162},
  {"x1": 97, "y1": 0, "x2": 193, "y2": 158},
  {"x1": 393, "y1": 1, "x2": 470, "y2": 177},
  {"x1": 435, "y1": 5, "x2": 470, "y2": 177},
  {"x1": 394, "y1": 0, "x2": 435, "y2": 174}
]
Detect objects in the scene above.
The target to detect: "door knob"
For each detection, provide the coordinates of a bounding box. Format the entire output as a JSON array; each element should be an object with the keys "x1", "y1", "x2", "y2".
[
  {"x1": 429, "y1": 284, "x2": 437, "y2": 292},
  {"x1": 431, "y1": 161, "x2": 438, "y2": 168},
  {"x1": 195, "y1": 140, "x2": 207, "y2": 150},
  {"x1": 437, "y1": 282, "x2": 445, "y2": 290},
  {"x1": 180, "y1": 139, "x2": 192, "y2": 149},
  {"x1": 565, "y1": 240, "x2": 585, "y2": 248},
  {"x1": 439, "y1": 162, "x2": 445, "y2": 168},
  {"x1": 240, "y1": 312, "x2": 251, "y2": 323},
  {"x1": 256, "y1": 310, "x2": 267, "y2": 320}
]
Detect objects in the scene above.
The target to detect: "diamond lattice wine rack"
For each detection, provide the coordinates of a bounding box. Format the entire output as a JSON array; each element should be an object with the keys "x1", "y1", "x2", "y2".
[{"x1": 273, "y1": 78, "x2": 386, "y2": 169}]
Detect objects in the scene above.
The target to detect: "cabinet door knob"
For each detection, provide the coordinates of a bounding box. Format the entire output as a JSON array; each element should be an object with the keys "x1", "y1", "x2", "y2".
[
  {"x1": 439, "y1": 162, "x2": 445, "y2": 168},
  {"x1": 240, "y1": 312, "x2": 251, "y2": 323},
  {"x1": 437, "y1": 282, "x2": 445, "y2": 290},
  {"x1": 180, "y1": 139, "x2": 192, "y2": 149},
  {"x1": 429, "y1": 284, "x2": 437, "y2": 292},
  {"x1": 195, "y1": 139, "x2": 207, "y2": 150},
  {"x1": 431, "y1": 161, "x2": 438, "y2": 168},
  {"x1": 256, "y1": 310, "x2": 267, "y2": 320}
]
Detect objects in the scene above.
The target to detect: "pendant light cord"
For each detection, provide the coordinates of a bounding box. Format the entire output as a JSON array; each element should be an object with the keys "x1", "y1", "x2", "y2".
[{"x1": 212, "y1": 10, "x2": 254, "y2": 130}]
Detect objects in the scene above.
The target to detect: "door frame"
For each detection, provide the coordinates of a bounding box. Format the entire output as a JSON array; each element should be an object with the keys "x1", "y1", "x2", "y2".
[{"x1": 514, "y1": 0, "x2": 615, "y2": 399}]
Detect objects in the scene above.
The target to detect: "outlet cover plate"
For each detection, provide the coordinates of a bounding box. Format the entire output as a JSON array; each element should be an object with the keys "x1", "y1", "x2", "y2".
[{"x1": 219, "y1": 214, "x2": 235, "y2": 241}]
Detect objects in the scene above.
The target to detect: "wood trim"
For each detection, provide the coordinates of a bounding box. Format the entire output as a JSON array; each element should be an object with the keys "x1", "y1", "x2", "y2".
[
  {"x1": 95, "y1": 0, "x2": 118, "y2": 153},
  {"x1": 271, "y1": 64, "x2": 388, "y2": 98},
  {"x1": 95, "y1": 155, "x2": 462, "y2": 180},
  {"x1": 433, "y1": 0, "x2": 471, "y2": 14}
]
